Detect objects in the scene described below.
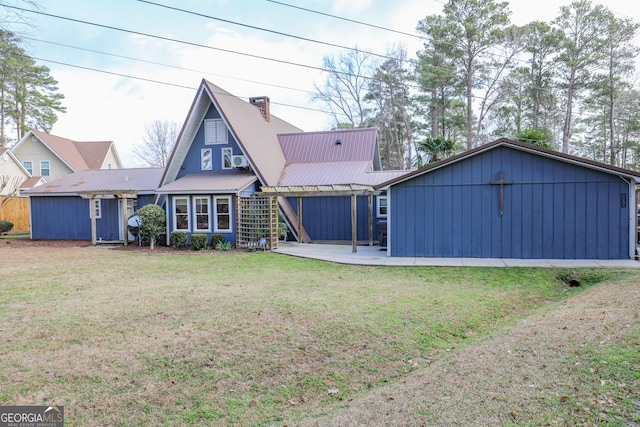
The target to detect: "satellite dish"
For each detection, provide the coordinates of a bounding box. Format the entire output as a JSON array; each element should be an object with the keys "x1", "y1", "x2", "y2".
[{"x1": 128, "y1": 215, "x2": 141, "y2": 227}]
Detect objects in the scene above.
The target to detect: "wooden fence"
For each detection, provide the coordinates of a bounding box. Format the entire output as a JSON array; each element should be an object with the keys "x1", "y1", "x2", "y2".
[{"x1": 0, "y1": 197, "x2": 30, "y2": 232}]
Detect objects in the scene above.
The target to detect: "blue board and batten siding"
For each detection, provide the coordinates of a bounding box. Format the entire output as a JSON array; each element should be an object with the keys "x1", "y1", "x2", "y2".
[
  {"x1": 389, "y1": 146, "x2": 631, "y2": 259},
  {"x1": 288, "y1": 196, "x2": 381, "y2": 242},
  {"x1": 30, "y1": 195, "x2": 155, "y2": 241}
]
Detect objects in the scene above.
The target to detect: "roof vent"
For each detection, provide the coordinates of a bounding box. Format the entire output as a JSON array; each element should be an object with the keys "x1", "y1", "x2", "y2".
[
  {"x1": 249, "y1": 96, "x2": 270, "y2": 123},
  {"x1": 335, "y1": 138, "x2": 342, "y2": 145}
]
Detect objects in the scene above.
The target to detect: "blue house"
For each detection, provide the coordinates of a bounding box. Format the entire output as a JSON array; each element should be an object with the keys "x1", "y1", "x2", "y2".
[
  {"x1": 24, "y1": 168, "x2": 164, "y2": 243},
  {"x1": 377, "y1": 139, "x2": 640, "y2": 260},
  {"x1": 156, "y1": 80, "x2": 404, "y2": 249}
]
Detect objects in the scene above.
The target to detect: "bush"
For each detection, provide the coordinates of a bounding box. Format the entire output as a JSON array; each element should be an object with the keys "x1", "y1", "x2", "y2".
[
  {"x1": 0, "y1": 220, "x2": 14, "y2": 234},
  {"x1": 190, "y1": 233, "x2": 208, "y2": 251},
  {"x1": 135, "y1": 204, "x2": 166, "y2": 249},
  {"x1": 170, "y1": 231, "x2": 187, "y2": 249},
  {"x1": 215, "y1": 241, "x2": 232, "y2": 251},
  {"x1": 211, "y1": 233, "x2": 224, "y2": 247}
]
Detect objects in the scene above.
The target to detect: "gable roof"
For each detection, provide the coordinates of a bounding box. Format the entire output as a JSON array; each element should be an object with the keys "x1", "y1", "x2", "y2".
[
  {"x1": 0, "y1": 147, "x2": 32, "y2": 177},
  {"x1": 279, "y1": 128, "x2": 379, "y2": 164},
  {"x1": 161, "y1": 79, "x2": 302, "y2": 189},
  {"x1": 14, "y1": 129, "x2": 122, "y2": 172},
  {"x1": 377, "y1": 138, "x2": 640, "y2": 189},
  {"x1": 23, "y1": 168, "x2": 164, "y2": 196}
]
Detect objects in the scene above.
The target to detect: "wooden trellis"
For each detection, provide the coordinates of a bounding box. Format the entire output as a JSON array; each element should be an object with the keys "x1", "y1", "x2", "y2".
[{"x1": 237, "y1": 196, "x2": 279, "y2": 250}]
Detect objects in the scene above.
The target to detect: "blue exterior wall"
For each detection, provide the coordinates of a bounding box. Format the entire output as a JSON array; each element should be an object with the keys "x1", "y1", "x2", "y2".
[
  {"x1": 165, "y1": 194, "x2": 238, "y2": 245},
  {"x1": 389, "y1": 146, "x2": 630, "y2": 259},
  {"x1": 288, "y1": 195, "x2": 381, "y2": 242},
  {"x1": 177, "y1": 105, "x2": 245, "y2": 178},
  {"x1": 31, "y1": 196, "x2": 156, "y2": 241}
]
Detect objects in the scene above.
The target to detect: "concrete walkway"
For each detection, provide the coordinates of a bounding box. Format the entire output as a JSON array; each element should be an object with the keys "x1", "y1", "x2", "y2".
[{"x1": 273, "y1": 242, "x2": 640, "y2": 268}]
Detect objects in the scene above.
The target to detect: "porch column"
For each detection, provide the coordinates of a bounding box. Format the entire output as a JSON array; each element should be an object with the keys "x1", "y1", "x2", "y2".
[
  {"x1": 368, "y1": 194, "x2": 373, "y2": 246},
  {"x1": 351, "y1": 193, "x2": 357, "y2": 253},
  {"x1": 122, "y1": 195, "x2": 129, "y2": 247},
  {"x1": 297, "y1": 196, "x2": 303, "y2": 243},
  {"x1": 90, "y1": 196, "x2": 97, "y2": 246}
]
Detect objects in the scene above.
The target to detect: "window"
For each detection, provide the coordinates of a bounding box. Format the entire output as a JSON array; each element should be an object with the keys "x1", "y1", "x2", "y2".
[
  {"x1": 214, "y1": 196, "x2": 232, "y2": 232},
  {"x1": 107, "y1": 163, "x2": 112, "y2": 170},
  {"x1": 23, "y1": 161, "x2": 33, "y2": 175},
  {"x1": 193, "y1": 196, "x2": 211, "y2": 231},
  {"x1": 40, "y1": 160, "x2": 50, "y2": 177},
  {"x1": 89, "y1": 199, "x2": 102, "y2": 219},
  {"x1": 201, "y1": 149, "x2": 212, "y2": 170},
  {"x1": 205, "y1": 119, "x2": 227, "y2": 145},
  {"x1": 173, "y1": 197, "x2": 190, "y2": 231},
  {"x1": 377, "y1": 196, "x2": 388, "y2": 217},
  {"x1": 222, "y1": 147, "x2": 233, "y2": 170}
]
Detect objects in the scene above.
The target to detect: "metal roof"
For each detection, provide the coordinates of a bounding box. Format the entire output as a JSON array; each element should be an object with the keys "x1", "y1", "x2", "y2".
[
  {"x1": 156, "y1": 172, "x2": 258, "y2": 194},
  {"x1": 279, "y1": 128, "x2": 378, "y2": 164},
  {"x1": 23, "y1": 168, "x2": 164, "y2": 196},
  {"x1": 376, "y1": 138, "x2": 640, "y2": 189},
  {"x1": 160, "y1": 80, "x2": 302, "y2": 189},
  {"x1": 260, "y1": 184, "x2": 377, "y2": 197},
  {"x1": 279, "y1": 162, "x2": 408, "y2": 186}
]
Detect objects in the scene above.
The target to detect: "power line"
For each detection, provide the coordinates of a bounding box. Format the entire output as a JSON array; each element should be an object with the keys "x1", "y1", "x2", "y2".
[
  {"x1": 265, "y1": 0, "x2": 426, "y2": 41},
  {"x1": 24, "y1": 36, "x2": 317, "y2": 96},
  {"x1": 136, "y1": 0, "x2": 412, "y2": 64}
]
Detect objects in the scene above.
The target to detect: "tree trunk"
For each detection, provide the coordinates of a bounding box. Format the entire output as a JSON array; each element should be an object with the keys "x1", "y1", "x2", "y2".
[{"x1": 561, "y1": 70, "x2": 577, "y2": 153}]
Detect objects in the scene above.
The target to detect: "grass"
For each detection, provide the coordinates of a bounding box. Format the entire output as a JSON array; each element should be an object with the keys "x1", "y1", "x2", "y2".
[{"x1": 0, "y1": 246, "x2": 635, "y2": 426}]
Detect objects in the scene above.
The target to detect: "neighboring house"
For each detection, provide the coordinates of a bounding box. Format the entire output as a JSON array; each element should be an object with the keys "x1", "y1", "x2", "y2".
[
  {"x1": 0, "y1": 148, "x2": 34, "y2": 195},
  {"x1": 0, "y1": 148, "x2": 45, "y2": 231},
  {"x1": 23, "y1": 168, "x2": 164, "y2": 242},
  {"x1": 377, "y1": 138, "x2": 640, "y2": 260},
  {"x1": 11, "y1": 129, "x2": 123, "y2": 181},
  {"x1": 156, "y1": 79, "x2": 405, "y2": 248}
]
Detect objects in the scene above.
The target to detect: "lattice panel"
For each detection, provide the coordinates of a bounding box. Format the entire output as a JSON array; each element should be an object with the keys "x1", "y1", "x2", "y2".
[{"x1": 237, "y1": 196, "x2": 279, "y2": 250}]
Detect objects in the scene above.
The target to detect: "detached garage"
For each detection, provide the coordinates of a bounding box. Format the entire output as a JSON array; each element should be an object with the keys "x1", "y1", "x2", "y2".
[{"x1": 379, "y1": 139, "x2": 640, "y2": 260}]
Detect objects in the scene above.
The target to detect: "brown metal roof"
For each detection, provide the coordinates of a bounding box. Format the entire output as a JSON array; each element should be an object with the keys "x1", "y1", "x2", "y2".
[
  {"x1": 23, "y1": 168, "x2": 164, "y2": 195},
  {"x1": 278, "y1": 128, "x2": 378, "y2": 164},
  {"x1": 156, "y1": 172, "x2": 257, "y2": 194}
]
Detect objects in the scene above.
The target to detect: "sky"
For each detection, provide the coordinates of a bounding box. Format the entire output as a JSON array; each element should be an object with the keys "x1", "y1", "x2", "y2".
[{"x1": 4, "y1": 0, "x2": 640, "y2": 167}]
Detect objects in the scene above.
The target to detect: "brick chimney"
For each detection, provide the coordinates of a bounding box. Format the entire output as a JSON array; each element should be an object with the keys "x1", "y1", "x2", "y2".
[{"x1": 249, "y1": 96, "x2": 270, "y2": 122}]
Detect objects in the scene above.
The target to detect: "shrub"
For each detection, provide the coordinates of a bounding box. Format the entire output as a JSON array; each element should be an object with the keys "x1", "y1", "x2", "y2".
[
  {"x1": 211, "y1": 233, "x2": 224, "y2": 247},
  {"x1": 0, "y1": 220, "x2": 14, "y2": 234},
  {"x1": 215, "y1": 241, "x2": 232, "y2": 251},
  {"x1": 190, "y1": 233, "x2": 208, "y2": 251},
  {"x1": 135, "y1": 204, "x2": 166, "y2": 249},
  {"x1": 170, "y1": 231, "x2": 187, "y2": 249}
]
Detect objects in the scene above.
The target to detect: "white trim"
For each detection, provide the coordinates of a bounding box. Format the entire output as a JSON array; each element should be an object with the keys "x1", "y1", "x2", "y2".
[
  {"x1": 376, "y1": 195, "x2": 388, "y2": 218},
  {"x1": 172, "y1": 196, "x2": 191, "y2": 231},
  {"x1": 89, "y1": 199, "x2": 102, "y2": 219},
  {"x1": 193, "y1": 196, "x2": 211, "y2": 232},
  {"x1": 628, "y1": 179, "x2": 637, "y2": 259},
  {"x1": 23, "y1": 160, "x2": 33, "y2": 175},
  {"x1": 40, "y1": 160, "x2": 50, "y2": 177},
  {"x1": 213, "y1": 195, "x2": 232, "y2": 233},
  {"x1": 386, "y1": 187, "x2": 391, "y2": 257},
  {"x1": 222, "y1": 147, "x2": 233, "y2": 170},
  {"x1": 201, "y1": 148, "x2": 212, "y2": 171},
  {"x1": 204, "y1": 118, "x2": 228, "y2": 145}
]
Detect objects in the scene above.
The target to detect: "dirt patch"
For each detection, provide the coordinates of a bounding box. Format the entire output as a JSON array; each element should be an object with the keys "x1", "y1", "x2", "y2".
[{"x1": 0, "y1": 237, "x2": 91, "y2": 248}]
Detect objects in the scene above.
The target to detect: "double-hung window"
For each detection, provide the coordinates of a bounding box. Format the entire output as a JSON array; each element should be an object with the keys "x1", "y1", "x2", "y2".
[
  {"x1": 40, "y1": 161, "x2": 50, "y2": 177},
  {"x1": 173, "y1": 197, "x2": 190, "y2": 231},
  {"x1": 89, "y1": 199, "x2": 102, "y2": 219},
  {"x1": 23, "y1": 161, "x2": 33, "y2": 175},
  {"x1": 377, "y1": 196, "x2": 388, "y2": 217},
  {"x1": 193, "y1": 196, "x2": 211, "y2": 232},
  {"x1": 205, "y1": 119, "x2": 227, "y2": 145},
  {"x1": 214, "y1": 196, "x2": 232, "y2": 232}
]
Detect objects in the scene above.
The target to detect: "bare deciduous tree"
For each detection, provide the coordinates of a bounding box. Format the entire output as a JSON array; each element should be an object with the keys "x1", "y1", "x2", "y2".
[{"x1": 132, "y1": 120, "x2": 179, "y2": 168}]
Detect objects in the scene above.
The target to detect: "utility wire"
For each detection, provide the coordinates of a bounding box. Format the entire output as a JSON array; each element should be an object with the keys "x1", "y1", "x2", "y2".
[
  {"x1": 24, "y1": 36, "x2": 317, "y2": 95},
  {"x1": 265, "y1": 0, "x2": 426, "y2": 40},
  {"x1": 136, "y1": 0, "x2": 412, "y2": 64}
]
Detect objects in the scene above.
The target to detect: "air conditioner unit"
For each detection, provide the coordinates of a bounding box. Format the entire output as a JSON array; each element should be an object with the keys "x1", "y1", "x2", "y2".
[{"x1": 232, "y1": 155, "x2": 249, "y2": 168}]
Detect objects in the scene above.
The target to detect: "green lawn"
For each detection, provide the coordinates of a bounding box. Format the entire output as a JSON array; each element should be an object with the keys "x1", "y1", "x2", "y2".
[{"x1": 0, "y1": 246, "x2": 634, "y2": 426}]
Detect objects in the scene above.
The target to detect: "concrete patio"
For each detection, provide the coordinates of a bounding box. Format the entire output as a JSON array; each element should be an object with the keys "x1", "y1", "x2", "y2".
[{"x1": 273, "y1": 242, "x2": 640, "y2": 268}]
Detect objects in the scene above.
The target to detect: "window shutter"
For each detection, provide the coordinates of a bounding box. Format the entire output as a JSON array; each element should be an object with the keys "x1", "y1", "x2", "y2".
[{"x1": 205, "y1": 119, "x2": 227, "y2": 144}]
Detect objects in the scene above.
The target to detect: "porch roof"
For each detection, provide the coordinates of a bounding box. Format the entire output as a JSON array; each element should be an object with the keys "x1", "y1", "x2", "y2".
[{"x1": 156, "y1": 172, "x2": 258, "y2": 194}]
